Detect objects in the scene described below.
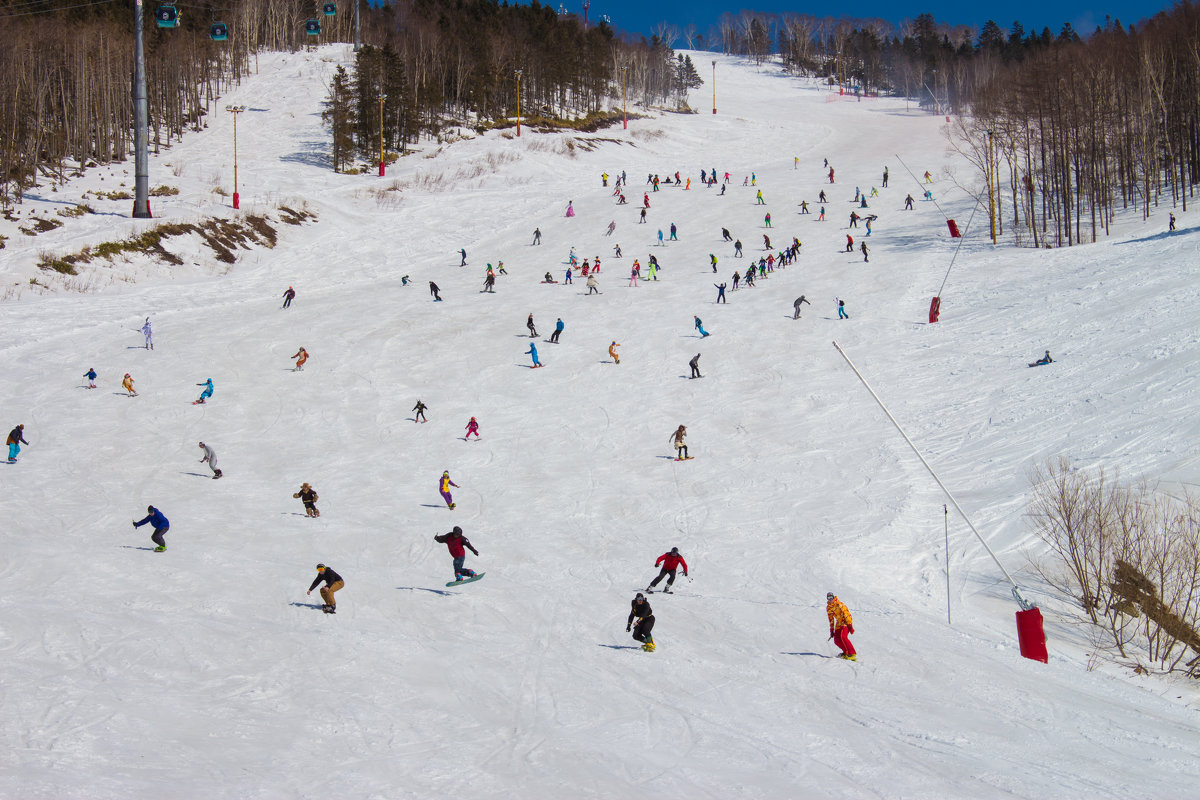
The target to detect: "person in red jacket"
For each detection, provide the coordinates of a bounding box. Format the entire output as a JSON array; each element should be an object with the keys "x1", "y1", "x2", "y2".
[
  {"x1": 434, "y1": 526, "x2": 479, "y2": 582},
  {"x1": 827, "y1": 592, "x2": 857, "y2": 661},
  {"x1": 646, "y1": 547, "x2": 688, "y2": 593},
  {"x1": 464, "y1": 417, "x2": 480, "y2": 439}
]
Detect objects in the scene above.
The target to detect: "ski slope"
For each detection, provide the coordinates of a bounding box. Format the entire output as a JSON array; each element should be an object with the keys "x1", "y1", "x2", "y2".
[{"x1": 1, "y1": 46, "x2": 1199, "y2": 799}]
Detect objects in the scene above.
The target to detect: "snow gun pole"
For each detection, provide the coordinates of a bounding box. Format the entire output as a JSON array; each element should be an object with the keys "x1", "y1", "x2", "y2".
[
  {"x1": 936, "y1": 197, "x2": 982, "y2": 299},
  {"x1": 944, "y1": 504, "x2": 951, "y2": 625},
  {"x1": 832, "y1": 341, "x2": 1033, "y2": 611}
]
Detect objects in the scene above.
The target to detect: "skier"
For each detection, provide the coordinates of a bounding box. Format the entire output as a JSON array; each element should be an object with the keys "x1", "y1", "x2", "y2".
[
  {"x1": 132, "y1": 505, "x2": 170, "y2": 551},
  {"x1": 734, "y1": 239, "x2": 743, "y2": 257},
  {"x1": 587, "y1": 274, "x2": 600, "y2": 295},
  {"x1": 497, "y1": 260, "x2": 507, "y2": 276},
  {"x1": 669, "y1": 222, "x2": 677, "y2": 240},
  {"x1": 141, "y1": 317, "x2": 154, "y2": 350},
  {"x1": 861, "y1": 241, "x2": 869, "y2": 263},
  {"x1": 282, "y1": 286, "x2": 295, "y2": 309},
  {"x1": 714, "y1": 283, "x2": 726, "y2": 303},
  {"x1": 845, "y1": 234, "x2": 854, "y2": 253},
  {"x1": 793, "y1": 295, "x2": 810, "y2": 319},
  {"x1": 864, "y1": 218, "x2": 872, "y2": 237},
  {"x1": 532, "y1": 227, "x2": 542, "y2": 245},
  {"x1": 1169, "y1": 213, "x2": 1176, "y2": 231},
  {"x1": 601, "y1": 172, "x2": 609, "y2": 186},
  {"x1": 904, "y1": 194, "x2": 914, "y2": 210},
  {"x1": 606, "y1": 220, "x2": 616, "y2": 236},
  {"x1": 434, "y1": 525, "x2": 480, "y2": 582},
  {"x1": 439, "y1": 471, "x2": 459, "y2": 509},
  {"x1": 614, "y1": 243, "x2": 623, "y2": 257},
  {"x1": 197, "y1": 441, "x2": 222, "y2": 478},
  {"x1": 924, "y1": 170, "x2": 932, "y2": 183},
  {"x1": 565, "y1": 200, "x2": 575, "y2": 217},
  {"x1": 307, "y1": 564, "x2": 344, "y2": 613},
  {"x1": 292, "y1": 347, "x2": 308, "y2": 371},
  {"x1": 694, "y1": 316, "x2": 709, "y2": 337},
  {"x1": 817, "y1": 206, "x2": 826, "y2": 221},
  {"x1": 6, "y1": 423, "x2": 28, "y2": 463},
  {"x1": 83, "y1": 368, "x2": 97, "y2": 388},
  {"x1": 609, "y1": 341, "x2": 620, "y2": 364},
  {"x1": 293, "y1": 482, "x2": 320, "y2": 517},
  {"x1": 647, "y1": 547, "x2": 689, "y2": 592},
  {"x1": 828, "y1": 167, "x2": 835, "y2": 183},
  {"x1": 564, "y1": 267, "x2": 573, "y2": 284},
  {"x1": 627, "y1": 593, "x2": 656, "y2": 651},
  {"x1": 732, "y1": 271, "x2": 740, "y2": 290},
  {"x1": 459, "y1": 248, "x2": 467, "y2": 266},
  {"x1": 722, "y1": 227, "x2": 733, "y2": 242},
  {"x1": 639, "y1": 208, "x2": 647, "y2": 224},
  {"x1": 527, "y1": 313, "x2": 538, "y2": 338},
  {"x1": 412, "y1": 400, "x2": 428, "y2": 423},
  {"x1": 838, "y1": 298, "x2": 849, "y2": 319},
  {"x1": 465, "y1": 417, "x2": 480, "y2": 439},
  {"x1": 1030, "y1": 350, "x2": 1054, "y2": 367},
  {"x1": 550, "y1": 318, "x2": 564, "y2": 343},
  {"x1": 657, "y1": 229, "x2": 664, "y2": 246},
  {"x1": 827, "y1": 592, "x2": 857, "y2": 661},
  {"x1": 429, "y1": 281, "x2": 442, "y2": 301},
  {"x1": 525, "y1": 341, "x2": 541, "y2": 367},
  {"x1": 194, "y1": 378, "x2": 214, "y2": 404},
  {"x1": 122, "y1": 373, "x2": 137, "y2": 396},
  {"x1": 688, "y1": 353, "x2": 702, "y2": 379},
  {"x1": 882, "y1": 166, "x2": 889, "y2": 187}
]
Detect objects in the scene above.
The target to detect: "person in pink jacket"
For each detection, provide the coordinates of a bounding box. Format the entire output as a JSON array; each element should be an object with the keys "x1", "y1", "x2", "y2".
[{"x1": 465, "y1": 417, "x2": 480, "y2": 439}]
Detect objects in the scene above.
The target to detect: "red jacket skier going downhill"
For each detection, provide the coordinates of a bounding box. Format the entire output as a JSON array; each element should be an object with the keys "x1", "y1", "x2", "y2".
[{"x1": 646, "y1": 547, "x2": 688, "y2": 592}]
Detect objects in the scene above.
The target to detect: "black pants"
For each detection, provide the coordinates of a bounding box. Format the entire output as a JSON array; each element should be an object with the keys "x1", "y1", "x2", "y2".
[
  {"x1": 676, "y1": 445, "x2": 688, "y2": 458},
  {"x1": 632, "y1": 615, "x2": 655, "y2": 643},
  {"x1": 690, "y1": 365, "x2": 701, "y2": 378},
  {"x1": 550, "y1": 330, "x2": 560, "y2": 343},
  {"x1": 649, "y1": 568, "x2": 677, "y2": 589},
  {"x1": 151, "y1": 526, "x2": 168, "y2": 547}
]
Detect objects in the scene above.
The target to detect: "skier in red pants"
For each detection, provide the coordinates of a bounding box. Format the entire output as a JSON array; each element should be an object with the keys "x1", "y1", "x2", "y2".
[
  {"x1": 827, "y1": 592, "x2": 857, "y2": 661},
  {"x1": 646, "y1": 547, "x2": 689, "y2": 593}
]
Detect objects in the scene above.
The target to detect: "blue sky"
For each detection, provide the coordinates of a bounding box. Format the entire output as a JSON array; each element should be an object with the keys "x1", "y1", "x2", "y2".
[{"x1": 567, "y1": 0, "x2": 1177, "y2": 41}]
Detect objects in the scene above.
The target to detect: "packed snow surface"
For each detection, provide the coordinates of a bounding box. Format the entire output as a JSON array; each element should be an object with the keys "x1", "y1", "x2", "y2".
[{"x1": 1, "y1": 46, "x2": 1198, "y2": 800}]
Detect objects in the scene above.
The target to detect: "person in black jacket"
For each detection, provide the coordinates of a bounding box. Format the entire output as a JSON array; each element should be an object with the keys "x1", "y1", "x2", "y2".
[
  {"x1": 293, "y1": 483, "x2": 319, "y2": 517},
  {"x1": 626, "y1": 593, "x2": 656, "y2": 651},
  {"x1": 412, "y1": 400, "x2": 428, "y2": 423},
  {"x1": 307, "y1": 564, "x2": 344, "y2": 613}
]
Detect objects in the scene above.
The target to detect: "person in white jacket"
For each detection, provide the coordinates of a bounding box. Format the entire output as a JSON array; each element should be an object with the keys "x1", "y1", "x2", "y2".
[
  {"x1": 141, "y1": 318, "x2": 153, "y2": 350},
  {"x1": 198, "y1": 441, "x2": 222, "y2": 479}
]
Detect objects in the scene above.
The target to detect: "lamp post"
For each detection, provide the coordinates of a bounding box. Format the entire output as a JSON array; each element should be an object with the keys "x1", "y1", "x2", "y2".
[
  {"x1": 712, "y1": 60, "x2": 716, "y2": 114},
  {"x1": 226, "y1": 105, "x2": 245, "y2": 209},
  {"x1": 515, "y1": 69, "x2": 523, "y2": 137},
  {"x1": 378, "y1": 94, "x2": 386, "y2": 176},
  {"x1": 132, "y1": 0, "x2": 151, "y2": 217},
  {"x1": 621, "y1": 65, "x2": 627, "y2": 130}
]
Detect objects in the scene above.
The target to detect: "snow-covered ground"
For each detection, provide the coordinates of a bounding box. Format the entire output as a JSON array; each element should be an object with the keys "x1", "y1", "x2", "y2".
[{"x1": 1, "y1": 46, "x2": 1198, "y2": 799}]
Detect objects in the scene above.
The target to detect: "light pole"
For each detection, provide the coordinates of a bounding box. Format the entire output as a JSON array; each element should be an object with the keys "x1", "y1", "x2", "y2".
[
  {"x1": 621, "y1": 65, "x2": 627, "y2": 130},
  {"x1": 515, "y1": 69, "x2": 523, "y2": 137},
  {"x1": 226, "y1": 105, "x2": 245, "y2": 209},
  {"x1": 378, "y1": 94, "x2": 386, "y2": 176},
  {"x1": 712, "y1": 60, "x2": 716, "y2": 114},
  {"x1": 132, "y1": 0, "x2": 151, "y2": 217}
]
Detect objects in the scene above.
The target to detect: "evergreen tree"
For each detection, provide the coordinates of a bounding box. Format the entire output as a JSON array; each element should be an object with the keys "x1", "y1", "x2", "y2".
[{"x1": 323, "y1": 65, "x2": 355, "y2": 174}]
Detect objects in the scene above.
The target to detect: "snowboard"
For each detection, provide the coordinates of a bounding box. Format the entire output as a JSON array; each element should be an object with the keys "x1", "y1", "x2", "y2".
[
  {"x1": 674, "y1": 456, "x2": 694, "y2": 461},
  {"x1": 192, "y1": 400, "x2": 206, "y2": 405},
  {"x1": 322, "y1": 605, "x2": 337, "y2": 614},
  {"x1": 212, "y1": 470, "x2": 223, "y2": 479},
  {"x1": 1028, "y1": 361, "x2": 1052, "y2": 368},
  {"x1": 447, "y1": 502, "x2": 456, "y2": 509},
  {"x1": 446, "y1": 572, "x2": 485, "y2": 587},
  {"x1": 530, "y1": 364, "x2": 545, "y2": 369}
]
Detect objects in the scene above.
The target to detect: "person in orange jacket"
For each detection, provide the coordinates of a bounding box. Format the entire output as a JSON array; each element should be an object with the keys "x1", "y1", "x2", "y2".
[
  {"x1": 292, "y1": 347, "x2": 309, "y2": 371},
  {"x1": 826, "y1": 592, "x2": 857, "y2": 661},
  {"x1": 608, "y1": 341, "x2": 620, "y2": 364},
  {"x1": 646, "y1": 547, "x2": 688, "y2": 593}
]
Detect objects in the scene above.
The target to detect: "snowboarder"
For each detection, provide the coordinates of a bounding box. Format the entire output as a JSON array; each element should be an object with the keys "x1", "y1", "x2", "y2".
[
  {"x1": 307, "y1": 564, "x2": 344, "y2": 613},
  {"x1": 282, "y1": 286, "x2": 295, "y2": 309},
  {"x1": 764, "y1": 213, "x2": 772, "y2": 228},
  {"x1": 828, "y1": 167, "x2": 835, "y2": 183},
  {"x1": 141, "y1": 317, "x2": 154, "y2": 350},
  {"x1": 1169, "y1": 213, "x2": 1176, "y2": 231},
  {"x1": 639, "y1": 208, "x2": 647, "y2": 224},
  {"x1": 756, "y1": 189, "x2": 765, "y2": 205},
  {"x1": 734, "y1": 239, "x2": 743, "y2": 257},
  {"x1": 710, "y1": 253, "x2": 719, "y2": 273},
  {"x1": 543, "y1": 272, "x2": 556, "y2": 284},
  {"x1": 429, "y1": 281, "x2": 442, "y2": 301},
  {"x1": 565, "y1": 200, "x2": 575, "y2": 217},
  {"x1": 722, "y1": 227, "x2": 732, "y2": 242},
  {"x1": 670, "y1": 424, "x2": 689, "y2": 458},
  {"x1": 609, "y1": 341, "x2": 620, "y2": 364},
  {"x1": 838, "y1": 298, "x2": 849, "y2": 319},
  {"x1": 793, "y1": 295, "x2": 810, "y2": 319},
  {"x1": 434, "y1": 526, "x2": 480, "y2": 582},
  {"x1": 293, "y1": 483, "x2": 319, "y2": 517},
  {"x1": 860, "y1": 241, "x2": 869, "y2": 262},
  {"x1": 133, "y1": 505, "x2": 170, "y2": 551},
  {"x1": 6, "y1": 424, "x2": 28, "y2": 462},
  {"x1": 564, "y1": 267, "x2": 573, "y2": 284},
  {"x1": 904, "y1": 194, "x2": 914, "y2": 210},
  {"x1": 465, "y1": 417, "x2": 480, "y2": 439},
  {"x1": 613, "y1": 243, "x2": 622, "y2": 257},
  {"x1": 524, "y1": 313, "x2": 536, "y2": 337},
  {"x1": 525, "y1": 341, "x2": 541, "y2": 367},
  {"x1": 827, "y1": 592, "x2": 856, "y2": 660},
  {"x1": 1029, "y1": 350, "x2": 1053, "y2": 367},
  {"x1": 647, "y1": 547, "x2": 689, "y2": 592},
  {"x1": 694, "y1": 316, "x2": 709, "y2": 337},
  {"x1": 606, "y1": 220, "x2": 616, "y2": 236},
  {"x1": 924, "y1": 170, "x2": 932, "y2": 183},
  {"x1": 849, "y1": 211, "x2": 859, "y2": 228},
  {"x1": 669, "y1": 222, "x2": 677, "y2": 240},
  {"x1": 198, "y1": 441, "x2": 222, "y2": 478},
  {"x1": 292, "y1": 347, "x2": 308, "y2": 371},
  {"x1": 627, "y1": 593, "x2": 656, "y2": 651},
  {"x1": 587, "y1": 274, "x2": 600, "y2": 295},
  {"x1": 413, "y1": 400, "x2": 428, "y2": 423},
  {"x1": 459, "y1": 248, "x2": 467, "y2": 266},
  {"x1": 882, "y1": 166, "x2": 889, "y2": 187},
  {"x1": 846, "y1": 234, "x2": 854, "y2": 253},
  {"x1": 763, "y1": 234, "x2": 772, "y2": 250},
  {"x1": 194, "y1": 378, "x2": 214, "y2": 405},
  {"x1": 550, "y1": 318, "x2": 564, "y2": 343},
  {"x1": 818, "y1": 190, "x2": 827, "y2": 203},
  {"x1": 646, "y1": 257, "x2": 658, "y2": 281},
  {"x1": 688, "y1": 353, "x2": 701, "y2": 379},
  {"x1": 483, "y1": 273, "x2": 496, "y2": 293},
  {"x1": 714, "y1": 282, "x2": 726, "y2": 303},
  {"x1": 601, "y1": 172, "x2": 609, "y2": 186},
  {"x1": 439, "y1": 471, "x2": 458, "y2": 509},
  {"x1": 657, "y1": 230, "x2": 664, "y2": 246},
  {"x1": 121, "y1": 373, "x2": 137, "y2": 396},
  {"x1": 817, "y1": 206, "x2": 825, "y2": 221},
  {"x1": 800, "y1": 201, "x2": 809, "y2": 214},
  {"x1": 532, "y1": 227, "x2": 542, "y2": 245},
  {"x1": 83, "y1": 368, "x2": 97, "y2": 388}
]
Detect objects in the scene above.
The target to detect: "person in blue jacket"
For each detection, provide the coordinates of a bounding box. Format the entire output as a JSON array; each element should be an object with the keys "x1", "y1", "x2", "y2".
[
  {"x1": 694, "y1": 316, "x2": 709, "y2": 337},
  {"x1": 195, "y1": 378, "x2": 214, "y2": 404},
  {"x1": 526, "y1": 342, "x2": 541, "y2": 367},
  {"x1": 133, "y1": 505, "x2": 170, "y2": 551},
  {"x1": 83, "y1": 368, "x2": 97, "y2": 388},
  {"x1": 550, "y1": 318, "x2": 564, "y2": 343}
]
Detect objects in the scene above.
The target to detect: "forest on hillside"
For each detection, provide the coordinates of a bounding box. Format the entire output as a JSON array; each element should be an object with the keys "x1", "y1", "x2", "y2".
[{"x1": 0, "y1": 0, "x2": 1196, "y2": 250}]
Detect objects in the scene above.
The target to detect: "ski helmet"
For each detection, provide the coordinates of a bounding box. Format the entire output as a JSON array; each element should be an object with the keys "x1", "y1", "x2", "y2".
[
  {"x1": 146, "y1": 506, "x2": 155, "y2": 513},
  {"x1": 826, "y1": 592, "x2": 835, "y2": 600},
  {"x1": 452, "y1": 526, "x2": 462, "y2": 535},
  {"x1": 316, "y1": 563, "x2": 326, "y2": 570},
  {"x1": 670, "y1": 547, "x2": 679, "y2": 554},
  {"x1": 635, "y1": 592, "x2": 645, "y2": 601}
]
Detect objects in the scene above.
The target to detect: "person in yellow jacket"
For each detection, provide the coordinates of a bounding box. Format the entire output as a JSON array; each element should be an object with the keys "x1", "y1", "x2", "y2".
[
  {"x1": 826, "y1": 592, "x2": 857, "y2": 661},
  {"x1": 121, "y1": 373, "x2": 137, "y2": 396},
  {"x1": 439, "y1": 470, "x2": 459, "y2": 510},
  {"x1": 609, "y1": 341, "x2": 620, "y2": 364}
]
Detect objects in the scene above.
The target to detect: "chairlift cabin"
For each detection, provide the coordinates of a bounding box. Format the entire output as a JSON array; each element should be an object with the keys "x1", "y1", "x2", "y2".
[
  {"x1": 322, "y1": 2, "x2": 336, "y2": 15},
  {"x1": 304, "y1": 18, "x2": 322, "y2": 35},
  {"x1": 155, "y1": 4, "x2": 180, "y2": 27},
  {"x1": 209, "y1": 21, "x2": 229, "y2": 41}
]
